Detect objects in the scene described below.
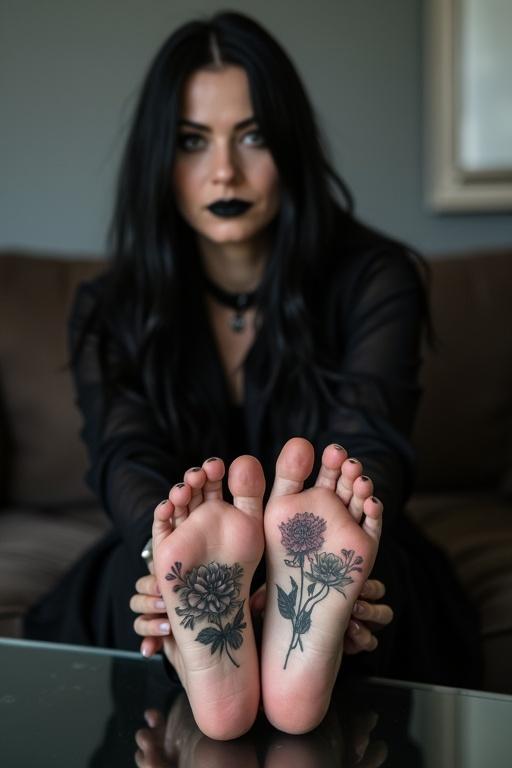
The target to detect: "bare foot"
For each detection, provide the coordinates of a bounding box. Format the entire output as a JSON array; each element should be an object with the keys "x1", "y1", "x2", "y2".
[
  {"x1": 152, "y1": 455, "x2": 265, "y2": 740},
  {"x1": 261, "y1": 438, "x2": 383, "y2": 734}
]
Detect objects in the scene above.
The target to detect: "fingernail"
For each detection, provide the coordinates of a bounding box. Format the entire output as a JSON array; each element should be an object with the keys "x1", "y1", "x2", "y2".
[
  {"x1": 353, "y1": 601, "x2": 365, "y2": 616},
  {"x1": 348, "y1": 458, "x2": 359, "y2": 464},
  {"x1": 371, "y1": 496, "x2": 379, "y2": 504},
  {"x1": 159, "y1": 499, "x2": 167, "y2": 505},
  {"x1": 175, "y1": 482, "x2": 185, "y2": 489},
  {"x1": 141, "y1": 647, "x2": 149, "y2": 658},
  {"x1": 159, "y1": 622, "x2": 170, "y2": 633},
  {"x1": 206, "y1": 457, "x2": 219, "y2": 463},
  {"x1": 333, "y1": 443, "x2": 345, "y2": 451},
  {"x1": 155, "y1": 599, "x2": 166, "y2": 610},
  {"x1": 361, "y1": 475, "x2": 370, "y2": 482},
  {"x1": 349, "y1": 620, "x2": 361, "y2": 634},
  {"x1": 190, "y1": 467, "x2": 201, "y2": 472}
]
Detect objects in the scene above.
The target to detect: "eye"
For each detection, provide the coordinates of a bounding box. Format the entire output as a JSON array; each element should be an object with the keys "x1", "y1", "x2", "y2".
[
  {"x1": 242, "y1": 129, "x2": 266, "y2": 147},
  {"x1": 177, "y1": 132, "x2": 206, "y2": 152}
]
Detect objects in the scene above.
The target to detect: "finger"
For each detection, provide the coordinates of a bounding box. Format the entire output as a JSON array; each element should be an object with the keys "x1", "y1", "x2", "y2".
[
  {"x1": 141, "y1": 637, "x2": 163, "y2": 658},
  {"x1": 250, "y1": 583, "x2": 267, "y2": 615},
  {"x1": 359, "y1": 579, "x2": 385, "y2": 601},
  {"x1": 134, "y1": 615, "x2": 171, "y2": 638},
  {"x1": 347, "y1": 620, "x2": 378, "y2": 652},
  {"x1": 352, "y1": 601, "x2": 394, "y2": 628},
  {"x1": 135, "y1": 574, "x2": 161, "y2": 597},
  {"x1": 352, "y1": 710, "x2": 379, "y2": 764},
  {"x1": 357, "y1": 739, "x2": 388, "y2": 768},
  {"x1": 134, "y1": 729, "x2": 164, "y2": 768},
  {"x1": 144, "y1": 709, "x2": 165, "y2": 729},
  {"x1": 130, "y1": 594, "x2": 167, "y2": 615}
]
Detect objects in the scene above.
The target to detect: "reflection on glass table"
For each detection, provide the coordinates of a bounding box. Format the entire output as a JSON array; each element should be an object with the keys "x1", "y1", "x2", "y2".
[{"x1": 1, "y1": 638, "x2": 511, "y2": 767}]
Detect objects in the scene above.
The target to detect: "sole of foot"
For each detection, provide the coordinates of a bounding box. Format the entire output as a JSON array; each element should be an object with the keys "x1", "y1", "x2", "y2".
[
  {"x1": 262, "y1": 438, "x2": 382, "y2": 734},
  {"x1": 152, "y1": 454, "x2": 265, "y2": 740}
]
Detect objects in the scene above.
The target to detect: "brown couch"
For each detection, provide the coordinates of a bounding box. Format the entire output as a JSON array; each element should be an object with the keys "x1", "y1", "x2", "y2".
[{"x1": 1, "y1": 248, "x2": 511, "y2": 692}]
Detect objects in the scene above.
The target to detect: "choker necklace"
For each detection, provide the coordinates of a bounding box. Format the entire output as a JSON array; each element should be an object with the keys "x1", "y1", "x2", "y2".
[{"x1": 203, "y1": 273, "x2": 258, "y2": 333}]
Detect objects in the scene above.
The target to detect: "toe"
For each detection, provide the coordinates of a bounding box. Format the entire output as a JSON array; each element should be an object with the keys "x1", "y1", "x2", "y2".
[
  {"x1": 229, "y1": 455, "x2": 266, "y2": 519},
  {"x1": 202, "y1": 457, "x2": 225, "y2": 500},
  {"x1": 336, "y1": 457, "x2": 363, "y2": 506},
  {"x1": 348, "y1": 474, "x2": 374, "y2": 523},
  {"x1": 270, "y1": 437, "x2": 315, "y2": 498},
  {"x1": 314, "y1": 443, "x2": 347, "y2": 490},
  {"x1": 184, "y1": 466, "x2": 206, "y2": 512},
  {"x1": 361, "y1": 495, "x2": 383, "y2": 542},
  {"x1": 152, "y1": 498, "x2": 174, "y2": 546},
  {"x1": 168, "y1": 482, "x2": 191, "y2": 527}
]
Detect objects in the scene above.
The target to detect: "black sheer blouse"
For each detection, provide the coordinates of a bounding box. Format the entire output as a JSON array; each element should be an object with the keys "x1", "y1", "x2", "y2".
[{"x1": 68, "y1": 222, "x2": 425, "y2": 574}]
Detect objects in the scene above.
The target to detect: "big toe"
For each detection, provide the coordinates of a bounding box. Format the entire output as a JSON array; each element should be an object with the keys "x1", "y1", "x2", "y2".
[
  {"x1": 229, "y1": 455, "x2": 266, "y2": 519},
  {"x1": 270, "y1": 437, "x2": 315, "y2": 498}
]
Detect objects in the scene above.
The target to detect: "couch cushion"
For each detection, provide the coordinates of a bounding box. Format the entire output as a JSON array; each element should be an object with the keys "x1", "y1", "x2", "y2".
[
  {"x1": 0, "y1": 252, "x2": 104, "y2": 507},
  {"x1": 0, "y1": 504, "x2": 111, "y2": 638},
  {"x1": 412, "y1": 248, "x2": 512, "y2": 493},
  {"x1": 408, "y1": 492, "x2": 512, "y2": 637}
]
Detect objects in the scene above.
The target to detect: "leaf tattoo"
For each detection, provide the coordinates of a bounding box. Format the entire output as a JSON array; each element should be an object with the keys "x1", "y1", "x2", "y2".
[
  {"x1": 166, "y1": 561, "x2": 246, "y2": 667},
  {"x1": 276, "y1": 512, "x2": 364, "y2": 669}
]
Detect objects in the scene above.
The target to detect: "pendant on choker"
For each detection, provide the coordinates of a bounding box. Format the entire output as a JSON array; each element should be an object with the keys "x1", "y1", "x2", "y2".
[{"x1": 203, "y1": 274, "x2": 258, "y2": 333}]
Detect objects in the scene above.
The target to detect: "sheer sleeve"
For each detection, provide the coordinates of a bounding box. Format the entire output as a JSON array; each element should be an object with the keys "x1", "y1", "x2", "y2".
[
  {"x1": 68, "y1": 278, "x2": 179, "y2": 559},
  {"x1": 314, "y1": 246, "x2": 425, "y2": 529}
]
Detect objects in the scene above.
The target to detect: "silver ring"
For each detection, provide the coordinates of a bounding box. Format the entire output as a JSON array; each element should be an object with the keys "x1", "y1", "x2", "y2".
[{"x1": 141, "y1": 537, "x2": 153, "y2": 566}]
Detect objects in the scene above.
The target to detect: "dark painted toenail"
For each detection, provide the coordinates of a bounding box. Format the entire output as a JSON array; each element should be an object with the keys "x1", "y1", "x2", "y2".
[
  {"x1": 175, "y1": 482, "x2": 185, "y2": 488},
  {"x1": 361, "y1": 475, "x2": 370, "y2": 482},
  {"x1": 190, "y1": 467, "x2": 201, "y2": 472},
  {"x1": 348, "y1": 458, "x2": 359, "y2": 464},
  {"x1": 206, "y1": 457, "x2": 219, "y2": 463},
  {"x1": 333, "y1": 443, "x2": 345, "y2": 451}
]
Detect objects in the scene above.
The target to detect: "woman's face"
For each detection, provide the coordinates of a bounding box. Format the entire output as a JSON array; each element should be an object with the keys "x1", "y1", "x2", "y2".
[{"x1": 172, "y1": 65, "x2": 280, "y2": 251}]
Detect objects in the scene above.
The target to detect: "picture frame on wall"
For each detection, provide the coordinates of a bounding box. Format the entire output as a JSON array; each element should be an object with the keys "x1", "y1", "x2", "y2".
[{"x1": 425, "y1": 0, "x2": 512, "y2": 211}]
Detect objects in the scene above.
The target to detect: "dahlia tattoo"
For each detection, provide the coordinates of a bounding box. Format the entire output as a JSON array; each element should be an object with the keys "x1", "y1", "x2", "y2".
[
  {"x1": 166, "y1": 561, "x2": 246, "y2": 667},
  {"x1": 276, "y1": 512, "x2": 364, "y2": 669}
]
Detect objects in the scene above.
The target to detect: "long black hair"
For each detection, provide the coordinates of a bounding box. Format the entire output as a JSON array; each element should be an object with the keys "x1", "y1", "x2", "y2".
[{"x1": 78, "y1": 10, "x2": 426, "y2": 462}]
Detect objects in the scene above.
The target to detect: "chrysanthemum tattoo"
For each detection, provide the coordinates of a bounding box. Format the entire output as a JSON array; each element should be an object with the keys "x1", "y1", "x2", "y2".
[
  {"x1": 276, "y1": 512, "x2": 364, "y2": 669},
  {"x1": 166, "y1": 561, "x2": 246, "y2": 667}
]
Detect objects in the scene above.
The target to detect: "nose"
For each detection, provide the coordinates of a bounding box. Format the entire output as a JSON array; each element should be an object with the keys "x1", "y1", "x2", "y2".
[{"x1": 211, "y1": 140, "x2": 238, "y2": 185}]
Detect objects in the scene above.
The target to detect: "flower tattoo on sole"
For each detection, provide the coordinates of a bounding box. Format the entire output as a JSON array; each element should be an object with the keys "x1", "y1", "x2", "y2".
[
  {"x1": 276, "y1": 512, "x2": 364, "y2": 669},
  {"x1": 166, "y1": 561, "x2": 246, "y2": 667}
]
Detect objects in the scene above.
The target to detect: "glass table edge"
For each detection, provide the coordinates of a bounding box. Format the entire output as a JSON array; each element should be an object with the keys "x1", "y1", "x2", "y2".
[
  {"x1": 0, "y1": 636, "x2": 161, "y2": 663},
  {"x1": 1, "y1": 638, "x2": 510, "y2": 702},
  {"x1": 366, "y1": 675, "x2": 512, "y2": 702}
]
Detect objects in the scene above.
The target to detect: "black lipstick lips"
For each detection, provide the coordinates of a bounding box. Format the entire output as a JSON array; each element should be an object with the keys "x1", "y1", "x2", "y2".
[{"x1": 207, "y1": 199, "x2": 252, "y2": 218}]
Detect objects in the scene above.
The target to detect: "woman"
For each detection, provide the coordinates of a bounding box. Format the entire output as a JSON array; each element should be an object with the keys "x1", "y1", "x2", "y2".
[{"x1": 26, "y1": 10, "x2": 480, "y2": 739}]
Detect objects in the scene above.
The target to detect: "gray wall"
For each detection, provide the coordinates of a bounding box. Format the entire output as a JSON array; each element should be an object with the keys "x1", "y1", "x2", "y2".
[{"x1": 1, "y1": 0, "x2": 511, "y2": 258}]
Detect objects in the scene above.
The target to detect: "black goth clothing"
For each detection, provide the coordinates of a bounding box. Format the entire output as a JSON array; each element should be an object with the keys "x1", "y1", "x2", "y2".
[{"x1": 25, "y1": 217, "x2": 481, "y2": 688}]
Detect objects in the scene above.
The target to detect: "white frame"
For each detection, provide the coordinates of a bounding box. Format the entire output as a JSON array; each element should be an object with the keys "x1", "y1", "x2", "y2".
[{"x1": 424, "y1": 0, "x2": 512, "y2": 211}]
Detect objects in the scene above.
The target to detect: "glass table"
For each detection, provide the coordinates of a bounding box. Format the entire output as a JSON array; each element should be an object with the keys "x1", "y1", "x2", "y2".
[{"x1": 1, "y1": 637, "x2": 511, "y2": 767}]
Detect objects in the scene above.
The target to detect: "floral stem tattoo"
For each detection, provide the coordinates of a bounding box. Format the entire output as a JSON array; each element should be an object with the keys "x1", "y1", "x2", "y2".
[
  {"x1": 277, "y1": 512, "x2": 364, "y2": 669},
  {"x1": 166, "y1": 561, "x2": 246, "y2": 667}
]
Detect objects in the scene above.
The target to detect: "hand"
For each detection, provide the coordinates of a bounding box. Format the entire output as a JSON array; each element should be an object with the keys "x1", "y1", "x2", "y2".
[
  {"x1": 345, "y1": 578, "x2": 394, "y2": 655},
  {"x1": 130, "y1": 573, "x2": 169, "y2": 658}
]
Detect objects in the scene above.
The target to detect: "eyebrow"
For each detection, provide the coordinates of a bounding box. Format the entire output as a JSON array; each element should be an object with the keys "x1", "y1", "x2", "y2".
[{"x1": 178, "y1": 116, "x2": 258, "y2": 132}]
